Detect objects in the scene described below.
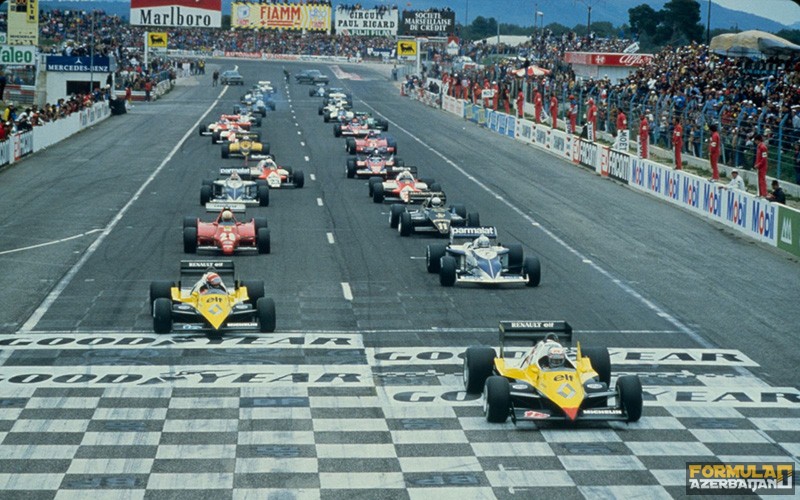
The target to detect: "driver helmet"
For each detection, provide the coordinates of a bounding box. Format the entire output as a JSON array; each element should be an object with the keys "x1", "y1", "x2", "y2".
[
  {"x1": 397, "y1": 171, "x2": 413, "y2": 182},
  {"x1": 371, "y1": 148, "x2": 381, "y2": 157},
  {"x1": 230, "y1": 172, "x2": 241, "y2": 181},
  {"x1": 430, "y1": 196, "x2": 443, "y2": 208},
  {"x1": 475, "y1": 235, "x2": 491, "y2": 248},
  {"x1": 368, "y1": 130, "x2": 379, "y2": 137},
  {"x1": 206, "y1": 272, "x2": 222, "y2": 288},
  {"x1": 221, "y1": 210, "x2": 234, "y2": 222},
  {"x1": 547, "y1": 346, "x2": 566, "y2": 369}
]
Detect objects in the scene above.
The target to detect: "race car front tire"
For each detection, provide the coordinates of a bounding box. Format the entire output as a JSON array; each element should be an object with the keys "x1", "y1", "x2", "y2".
[
  {"x1": 429, "y1": 183, "x2": 442, "y2": 193},
  {"x1": 523, "y1": 256, "x2": 541, "y2": 287},
  {"x1": 198, "y1": 124, "x2": 207, "y2": 136},
  {"x1": 426, "y1": 244, "x2": 446, "y2": 273},
  {"x1": 318, "y1": 106, "x2": 324, "y2": 115},
  {"x1": 484, "y1": 376, "x2": 511, "y2": 423},
  {"x1": 346, "y1": 138, "x2": 356, "y2": 154},
  {"x1": 439, "y1": 256, "x2": 457, "y2": 286},
  {"x1": 582, "y1": 347, "x2": 611, "y2": 386},
  {"x1": 368, "y1": 177, "x2": 382, "y2": 196},
  {"x1": 293, "y1": 169, "x2": 305, "y2": 188},
  {"x1": 183, "y1": 228, "x2": 198, "y2": 254},
  {"x1": 221, "y1": 144, "x2": 230, "y2": 159},
  {"x1": 241, "y1": 280, "x2": 265, "y2": 305},
  {"x1": 200, "y1": 186, "x2": 212, "y2": 206},
  {"x1": 507, "y1": 243, "x2": 524, "y2": 274},
  {"x1": 324, "y1": 114, "x2": 330, "y2": 123},
  {"x1": 334, "y1": 124, "x2": 342, "y2": 137},
  {"x1": 617, "y1": 375, "x2": 643, "y2": 422},
  {"x1": 183, "y1": 216, "x2": 198, "y2": 229},
  {"x1": 389, "y1": 204, "x2": 404, "y2": 228},
  {"x1": 451, "y1": 204, "x2": 467, "y2": 219},
  {"x1": 257, "y1": 297, "x2": 277, "y2": 333},
  {"x1": 257, "y1": 228, "x2": 271, "y2": 254},
  {"x1": 396, "y1": 159, "x2": 405, "y2": 168},
  {"x1": 233, "y1": 105, "x2": 241, "y2": 114},
  {"x1": 399, "y1": 212, "x2": 413, "y2": 236},
  {"x1": 464, "y1": 346, "x2": 497, "y2": 394},
  {"x1": 372, "y1": 183, "x2": 385, "y2": 203},
  {"x1": 346, "y1": 160, "x2": 357, "y2": 179},
  {"x1": 419, "y1": 178, "x2": 436, "y2": 187},
  {"x1": 254, "y1": 217, "x2": 268, "y2": 232},
  {"x1": 268, "y1": 102, "x2": 275, "y2": 111},
  {"x1": 149, "y1": 281, "x2": 174, "y2": 315},
  {"x1": 153, "y1": 298, "x2": 173, "y2": 334},
  {"x1": 258, "y1": 185, "x2": 270, "y2": 206},
  {"x1": 255, "y1": 116, "x2": 262, "y2": 127}
]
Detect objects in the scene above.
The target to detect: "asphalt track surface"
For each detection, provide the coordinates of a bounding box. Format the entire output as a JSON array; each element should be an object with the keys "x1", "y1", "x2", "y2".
[{"x1": 0, "y1": 60, "x2": 797, "y2": 499}]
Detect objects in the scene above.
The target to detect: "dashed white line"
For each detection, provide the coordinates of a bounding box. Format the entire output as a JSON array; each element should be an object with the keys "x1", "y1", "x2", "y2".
[
  {"x1": 341, "y1": 282, "x2": 354, "y2": 301},
  {"x1": 326, "y1": 232, "x2": 335, "y2": 244},
  {"x1": 0, "y1": 229, "x2": 103, "y2": 256},
  {"x1": 300, "y1": 141, "x2": 306, "y2": 146},
  {"x1": 304, "y1": 156, "x2": 310, "y2": 162},
  {"x1": 317, "y1": 198, "x2": 324, "y2": 206},
  {"x1": 297, "y1": 131, "x2": 302, "y2": 135},
  {"x1": 309, "y1": 174, "x2": 316, "y2": 181}
]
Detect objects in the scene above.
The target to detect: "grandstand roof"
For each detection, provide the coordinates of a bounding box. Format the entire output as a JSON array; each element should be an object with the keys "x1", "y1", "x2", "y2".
[{"x1": 710, "y1": 30, "x2": 800, "y2": 58}]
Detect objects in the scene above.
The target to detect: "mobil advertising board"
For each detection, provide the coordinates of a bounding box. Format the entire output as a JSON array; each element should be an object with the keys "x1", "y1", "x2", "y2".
[
  {"x1": 628, "y1": 158, "x2": 778, "y2": 246},
  {"x1": 131, "y1": 0, "x2": 222, "y2": 28}
]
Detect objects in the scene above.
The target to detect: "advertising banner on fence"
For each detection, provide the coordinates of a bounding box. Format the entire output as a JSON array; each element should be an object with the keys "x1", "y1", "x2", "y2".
[
  {"x1": 131, "y1": 0, "x2": 221, "y2": 28},
  {"x1": 577, "y1": 139, "x2": 599, "y2": 171},
  {"x1": 0, "y1": 45, "x2": 36, "y2": 66},
  {"x1": 7, "y1": 0, "x2": 38, "y2": 45},
  {"x1": 777, "y1": 205, "x2": 800, "y2": 258},
  {"x1": 232, "y1": 3, "x2": 331, "y2": 31},
  {"x1": 400, "y1": 10, "x2": 455, "y2": 36},
  {"x1": 550, "y1": 129, "x2": 572, "y2": 162},
  {"x1": 45, "y1": 56, "x2": 112, "y2": 73},
  {"x1": 607, "y1": 148, "x2": 631, "y2": 183},
  {"x1": 335, "y1": 7, "x2": 397, "y2": 36}
]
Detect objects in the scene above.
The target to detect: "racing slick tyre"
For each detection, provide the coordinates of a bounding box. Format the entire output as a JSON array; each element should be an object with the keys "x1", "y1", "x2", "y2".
[
  {"x1": 309, "y1": 89, "x2": 316, "y2": 97},
  {"x1": 429, "y1": 183, "x2": 442, "y2": 193},
  {"x1": 324, "y1": 114, "x2": 330, "y2": 123},
  {"x1": 346, "y1": 160, "x2": 357, "y2": 179},
  {"x1": 389, "y1": 204, "x2": 404, "y2": 228},
  {"x1": 451, "y1": 204, "x2": 467, "y2": 219},
  {"x1": 399, "y1": 212, "x2": 413, "y2": 236},
  {"x1": 254, "y1": 217, "x2": 268, "y2": 231},
  {"x1": 183, "y1": 216, "x2": 197, "y2": 229},
  {"x1": 334, "y1": 124, "x2": 342, "y2": 137},
  {"x1": 464, "y1": 346, "x2": 497, "y2": 394},
  {"x1": 318, "y1": 105, "x2": 324, "y2": 116},
  {"x1": 378, "y1": 119, "x2": 389, "y2": 131},
  {"x1": 268, "y1": 102, "x2": 276, "y2": 111},
  {"x1": 256, "y1": 179, "x2": 267, "y2": 188},
  {"x1": 233, "y1": 105, "x2": 241, "y2": 114},
  {"x1": 346, "y1": 138, "x2": 356, "y2": 154},
  {"x1": 241, "y1": 280, "x2": 265, "y2": 304},
  {"x1": 262, "y1": 142, "x2": 271, "y2": 155},
  {"x1": 419, "y1": 178, "x2": 436, "y2": 187},
  {"x1": 467, "y1": 212, "x2": 480, "y2": 227},
  {"x1": 372, "y1": 183, "x2": 385, "y2": 203},
  {"x1": 250, "y1": 133, "x2": 262, "y2": 143},
  {"x1": 153, "y1": 298, "x2": 173, "y2": 334},
  {"x1": 149, "y1": 281, "x2": 174, "y2": 315},
  {"x1": 202, "y1": 179, "x2": 213, "y2": 187},
  {"x1": 368, "y1": 177, "x2": 382, "y2": 196},
  {"x1": 221, "y1": 144, "x2": 230, "y2": 159},
  {"x1": 484, "y1": 376, "x2": 511, "y2": 423},
  {"x1": 257, "y1": 298, "x2": 277, "y2": 333},
  {"x1": 523, "y1": 256, "x2": 541, "y2": 287},
  {"x1": 396, "y1": 159, "x2": 405, "y2": 168},
  {"x1": 426, "y1": 244, "x2": 446, "y2": 273},
  {"x1": 183, "y1": 228, "x2": 198, "y2": 254},
  {"x1": 582, "y1": 347, "x2": 611, "y2": 386},
  {"x1": 258, "y1": 185, "x2": 270, "y2": 207},
  {"x1": 257, "y1": 228, "x2": 271, "y2": 254},
  {"x1": 200, "y1": 186, "x2": 212, "y2": 206},
  {"x1": 293, "y1": 169, "x2": 305, "y2": 188},
  {"x1": 212, "y1": 131, "x2": 221, "y2": 144},
  {"x1": 255, "y1": 116, "x2": 262, "y2": 127},
  {"x1": 507, "y1": 243, "x2": 524, "y2": 274},
  {"x1": 439, "y1": 256, "x2": 457, "y2": 286},
  {"x1": 387, "y1": 139, "x2": 398, "y2": 154},
  {"x1": 198, "y1": 124, "x2": 208, "y2": 136},
  {"x1": 616, "y1": 375, "x2": 643, "y2": 423}
]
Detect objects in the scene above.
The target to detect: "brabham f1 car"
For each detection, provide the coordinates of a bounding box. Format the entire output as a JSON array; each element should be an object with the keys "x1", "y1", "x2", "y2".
[
  {"x1": 183, "y1": 205, "x2": 270, "y2": 255},
  {"x1": 426, "y1": 226, "x2": 541, "y2": 287},
  {"x1": 334, "y1": 115, "x2": 389, "y2": 137},
  {"x1": 309, "y1": 84, "x2": 351, "y2": 100},
  {"x1": 200, "y1": 172, "x2": 270, "y2": 207},
  {"x1": 221, "y1": 138, "x2": 270, "y2": 159},
  {"x1": 150, "y1": 260, "x2": 276, "y2": 334},
  {"x1": 369, "y1": 169, "x2": 442, "y2": 204},
  {"x1": 463, "y1": 321, "x2": 643, "y2": 423},
  {"x1": 220, "y1": 159, "x2": 304, "y2": 189},
  {"x1": 319, "y1": 101, "x2": 353, "y2": 122},
  {"x1": 346, "y1": 131, "x2": 398, "y2": 155},
  {"x1": 346, "y1": 149, "x2": 406, "y2": 179},
  {"x1": 389, "y1": 195, "x2": 480, "y2": 237},
  {"x1": 234, "y1": 95, "x2": 275, "y2": 116}
]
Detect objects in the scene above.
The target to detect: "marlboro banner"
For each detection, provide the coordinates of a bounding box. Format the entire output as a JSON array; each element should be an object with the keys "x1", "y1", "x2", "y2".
[
  {"x1": 8, "y1": 0, "x2": 39, "y2": 46},
  {"x1": 232, "y1": 3, "x2": 331, "y2": 31},
  {"x1": 131, "y1": 0, "x2": 222, "y2": 28}
]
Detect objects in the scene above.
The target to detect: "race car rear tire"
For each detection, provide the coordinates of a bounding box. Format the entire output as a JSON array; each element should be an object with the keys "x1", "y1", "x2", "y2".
[
  {"x1": 389, "y1": 204, "x2": 404, "y2": 228},
  {"x1": 183, "y1": 228, "x2": 198, "y2": 254},
  {"x1": 149, "y1": 281, "x2": 174, "y2": 315},
  {"x1": 464, "y1": 346, "x2": 496, "y2": 394},
  {"x1": 440, "y1": 256, "x2": 457, "y2": 286},
  {"x1": 396, "y1": 159, "x2": 405, "y2": 168},
  {"x1": 426, "y1": 244, "x2": 446, "y2": 273},
  {"x1": 241, "y1": 280, "x2": 265, "y2": 304},
  {"x1": 334, "y1": 124, "x2": 342, "y2": 137},
  {"x1": 257, "y1": 228, "x2": 271, "y2": 254},
  {"x1": 419, "y1": 178, "x2": 435, "y2": 187},
  {"x1": 399, "y1": 212, "x2": 413, "y2": 236},
  {"x1": 318, "y1": 105, "x2": 324, "y2": 115},
  {"x1": 255, "y1": 116, "x2": 262, "y2": 127},
  {"x1": 251, "y1": 133, "x2": 262, "y2": 143},
  {"x1": 378, "y1": 119, "x2": 389, "y2": 131},
  {"x1": 200, "y1": 186, "x2": 212, "y2": 206},
  {"x1": 616, "y1": 375, "x2": 643, "y2": 423},
  {"x1": 262, "y1": 142, "x2": 271, "y2": 155},
  {"x1": 467, "y1": 212, "x2": 480, "y2": 227},
  {"x1": 451, "y1": 204, "x2": 467, "y2": 219},
  {"x1": 221, "y1": 144, "x2": 230, "y2": 159},
  {"x1": 198, "y1": 124, "x2": 207, "y2": 136},
  {"x1": 507, "y1": 243, "x2": 524, "y2": 274},
  {"x1": 582, "y1": 347, "x2": 611, "y2": 386},
  {"x1": 257, "y1": 298, "x2": 277, "y2": 333},
  {"x1": 212, "y1": 131, "x2": 221, "y2": 144},
  {"x1": 523, "y1": 256, "x2": 541, "y2": 287},
  {"x1": 258, "y1": 185, "x2": 270, "y2": 207},
  {"x1": 324, "y1": 114, "x2": 330, "y2": 123},
  {"x1": 293, "y1": 169, "x2": 305, "y2": 188},
  {"x1": 372, "y1": 183, "x2": 385, "y2": 203},
  {"x1": 309, "y1": 89, "x2": 316, "y2": 97},
  {"x1": 484, "y1": 376, "x2": 511, "y2": 423},
  {"x1": 183, "y1": 216, "x2": 197, "y2": 229},
  {"x1": 233, "y1": 105, "x2": 241, "y2": 114},
  {"x1": 268, "y1": 102, "x2": 275, "y2": 111},
  {"x1": 153, "y1": 298, "x2": 173, "y2": 334},
  {"x1": 346, "y1": 160, "x2": 357, "y2": 179},
  {"x1": 254, "y1": 217, "x2": 268, "y2": 232},
  {"x1": 202, "y1": 179, "x2": 213, "y2": 187},
  {"x1": 346, "y1": 138, "x2": 356, "y2": 154},
  {"x1": 368, "y1": 177, "x2": 382, "y2": 196},
  {"x1": 429, "y1": 183, "x2": 442, "y2": 193}
]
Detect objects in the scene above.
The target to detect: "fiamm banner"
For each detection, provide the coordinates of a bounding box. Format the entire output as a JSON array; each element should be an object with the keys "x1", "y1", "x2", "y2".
[
  {"x1": 8, "y1": 0, "x2": 38, "y2": 46},
  {"x1": 232, "y1": 3, "x2": 331, "y2": 31},
  {"x1": 335, "y1": 7, "x2": 397, "y2": 36}
]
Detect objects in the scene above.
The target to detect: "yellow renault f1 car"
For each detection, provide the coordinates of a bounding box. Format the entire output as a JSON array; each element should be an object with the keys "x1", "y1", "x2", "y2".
[
  {"x1": 463, "y1": 321, "x2": 642, "y2": 423},
  {"x1": 149, "y1": 261, "x2": 276, "y2": 334},
  {"x1": 221, "y1": 138, "x2": 270, "y2": 159}
]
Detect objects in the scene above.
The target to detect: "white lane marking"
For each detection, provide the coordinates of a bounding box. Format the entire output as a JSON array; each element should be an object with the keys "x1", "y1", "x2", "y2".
[
  {"x1": 327, "y1": 232, "x2": 335, "y2": 244},
  {"x1": 317, "y1": 198, "x2": 324, "y2": 206},
  {"x1": 309, "y1": 174, "x2": 316, "y2": 181},
  {"x1": 295, "y1": 122, "x2": 299, "y2": 127},
  {"x1": 297, "y1": 131, "x2": 302, "y2": 135},
  {"x1": 304, "y1": 156, "x2": 310, "y2": 162},
  {"x1": 300, "y1": 141, "x2": 306, "y2": 146},
  {"x1": 341, "y1": 282, "x2": 353, "y2": 301},
  {"x1": 19, "y1": 87, "x2": 230, "y2": 333},
  {"x1": 0, "y1": 229, "x2": 102, "y2": 256},
  {"x1": 359, "y1": 100, "x2": 713, "y2": 348}
]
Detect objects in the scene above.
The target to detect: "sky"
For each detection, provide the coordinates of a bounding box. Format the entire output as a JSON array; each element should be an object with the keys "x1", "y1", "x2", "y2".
[{"x1": 712, "y1": 0, "x2": 800, "y2": 26}]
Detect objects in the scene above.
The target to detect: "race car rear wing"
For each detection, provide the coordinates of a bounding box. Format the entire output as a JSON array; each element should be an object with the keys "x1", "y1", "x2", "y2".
[
  {"x1": 179, "y1": 260, "x2": 236, "y2": 286},
  {"x1": 219, "y1": 167, "x2": 252, "y2": 179},
  {"x1": 406, "y1": 190, "x2": 446, "y2": 204},
  {"x1": 450, "y1": 226, "x2": 497, "y2": 243},
  {"x1": 386, "y1": 166, "x2": 418, "y2": 178},
  {"x1": 498, "y1": 320, "x2": 573, "y2": 356},
  {"x1": 205, "y1": 202, "x2": 247, "y2": 213}
]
